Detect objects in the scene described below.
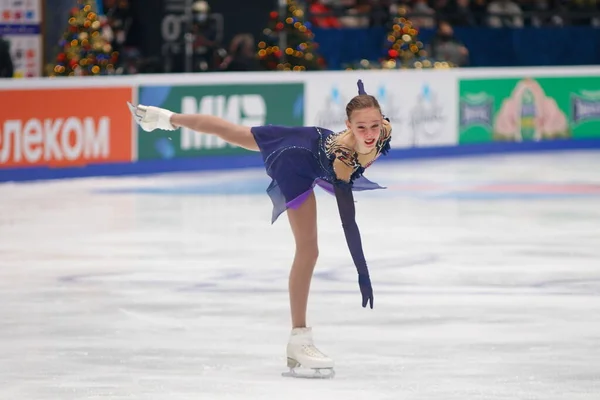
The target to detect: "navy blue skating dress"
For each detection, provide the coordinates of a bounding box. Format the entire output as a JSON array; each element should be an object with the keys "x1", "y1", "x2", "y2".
[
  {"x1": 250, "y1": 122, "x2": 392, "y2": 224},
  {"x1": 249, "y1": 79, "x2": 388, "y2": 309},
  {"x1": 250, "y1": 120, "x2": 392, "y2": 308}
]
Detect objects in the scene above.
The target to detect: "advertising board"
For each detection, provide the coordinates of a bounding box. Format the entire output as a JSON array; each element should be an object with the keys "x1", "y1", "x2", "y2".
[
  {"x1": 459, "y1": 76, "x2": 600, "y2": 143},
  {"x1": 136, "y1": 82, "x2": 305, "y2": 160},
  {"x1": 0, "y1": 87, "x2": 133, "y2": 168},
  {"x1": 304, "y1": 71, "x2": 458, "y2": 149}
]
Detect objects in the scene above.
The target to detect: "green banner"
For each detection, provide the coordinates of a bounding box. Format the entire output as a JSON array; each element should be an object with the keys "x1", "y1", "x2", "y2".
[
  {"x1": 136, "y1": 83, "x2": 304, "y2": 160},
  {"x1": 458, "y1": 76, "x2": 600, "y2": 144}
]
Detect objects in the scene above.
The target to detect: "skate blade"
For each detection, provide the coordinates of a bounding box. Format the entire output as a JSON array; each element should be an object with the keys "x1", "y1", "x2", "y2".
[
  {"x1": 126, "y1": 102, "x2": 144, "y2": 123},
  {"x1": 281, "y1": 367, "x2": 335, "y2": 379}
]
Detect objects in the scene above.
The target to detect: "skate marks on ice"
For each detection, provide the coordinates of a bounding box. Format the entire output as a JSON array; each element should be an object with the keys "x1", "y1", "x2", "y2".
[
  {"x1": 53, "y1": 247, "x2": 600, "y2": 299},
  {"x1": 1, "y1": 152, "x2": 600, "y2": 398}
]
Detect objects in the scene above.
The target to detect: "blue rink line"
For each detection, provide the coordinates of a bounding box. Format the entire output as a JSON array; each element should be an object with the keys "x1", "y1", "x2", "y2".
[
  {"x1": 1, "y1": 138, "x2": 600, "y2": 183},
  {"x1": 0, "y1": 153, "x2": 265, "y2": 183},
  {"x1": 94, "y1": 180, "x2": 600, "y2": 200},
  {"x1": 94, "y1": 178, "x2": 271, "y2": 196}
]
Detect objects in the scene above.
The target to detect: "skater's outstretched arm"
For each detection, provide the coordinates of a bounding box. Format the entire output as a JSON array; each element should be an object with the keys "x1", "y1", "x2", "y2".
[{"x1": 333, "y1": 182, "x2": 374, "y2": 309}]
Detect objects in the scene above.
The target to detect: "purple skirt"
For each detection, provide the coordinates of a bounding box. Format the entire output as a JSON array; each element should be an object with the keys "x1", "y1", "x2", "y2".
[{"x1": 250, "y1": 125, "x2": 385, "y2": 223}]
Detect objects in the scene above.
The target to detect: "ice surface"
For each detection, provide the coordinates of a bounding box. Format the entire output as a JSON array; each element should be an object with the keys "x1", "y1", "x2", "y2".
[{"x1": 1, "y1": 150, "x2": 599, "y2": 399}]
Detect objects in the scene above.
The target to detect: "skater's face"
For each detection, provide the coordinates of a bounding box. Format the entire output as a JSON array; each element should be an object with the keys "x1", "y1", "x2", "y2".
[{"x1": 346, "y1": 107, "x2": 383, "y2": 154}]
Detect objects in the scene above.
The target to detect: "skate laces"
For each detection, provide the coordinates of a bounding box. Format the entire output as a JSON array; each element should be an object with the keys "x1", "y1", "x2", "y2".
[{"x1": 302, "y1": 344, "x2": 328, "y2": 359}]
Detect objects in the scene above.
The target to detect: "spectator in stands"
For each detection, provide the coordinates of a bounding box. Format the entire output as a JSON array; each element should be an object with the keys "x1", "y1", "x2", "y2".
[
  {"x1": 191, "y1": 0, "x2": 221, "y2": 71},
  {"x1": 0, "y1": 36, "x2": 13, "y2": 78},
  {"x1": 389, "y1": 0, "x2": 412, "y2": 16},
  {"x1": 428, "y1": 20, "x2": 470, "y2": 66},
  {"x1": 368, "y1": 0, "x2": 392, "y2": 27},
  {"x1": 524, "y1": 0, "x2": 564, "y2": 27},
  {"x1": 469, "y1": 0, "x2": 489, "y2": 25},
  {"x1": 338, "y1": 0, "x2": 370, "y2": 28},
  {"x1": 219, "y1": 34, "x2": 259, "y2": 72},
  {"x1": 431, "y1": 0, "x2": 452, "y2": 17},
  {"x1": 308, "y1": 0, "x2": 342, "y2": 28},
  {"x1": 567, "y1": 0, "x2": 600, "y2": 26},
  {"x1": 487, "y1": 0, "x2": 524, "y2": 27},
  {"x1": 103, "y1": 0, "x2": 132, "y2": 55},
  {"x1": 411, "y1": 0, "x2": 436, "y2": 28},
  {"x1": 444, "y1": 0, "x2": 477, "y2": 26}
]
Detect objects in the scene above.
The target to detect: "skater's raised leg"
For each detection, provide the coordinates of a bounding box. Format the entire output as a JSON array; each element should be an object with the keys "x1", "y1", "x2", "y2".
[
  {"x1": 170, "y1": 113, "x2": 259, "y2": 151},
  {"x1": 127, "y1": 102, "x2": 259, "y2": 151}
]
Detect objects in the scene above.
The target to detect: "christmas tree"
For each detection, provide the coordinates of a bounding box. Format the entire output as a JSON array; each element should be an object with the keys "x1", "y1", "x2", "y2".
[
  {"x1": 48, "y1": 0, "x2": 118, "y2": 77},
  {"x1": 344, "y1": 6, "x2": 451, "y2": 70},
  {"x1": 257, "y1": 0, "x2": 326, "y2": 71}
]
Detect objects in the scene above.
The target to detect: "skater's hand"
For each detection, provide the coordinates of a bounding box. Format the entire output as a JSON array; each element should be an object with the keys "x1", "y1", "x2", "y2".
[
  {"x1": 126, "y1": 102, "x2": 175, "y2": 132},
  {"x1": 358, "y1": 274, "x2": 373, "y2": 309}
]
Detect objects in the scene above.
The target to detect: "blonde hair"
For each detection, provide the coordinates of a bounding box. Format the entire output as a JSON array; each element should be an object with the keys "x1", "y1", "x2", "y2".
[{"x1": 345, "y1": 94, "x2": 382, "y2": 120}]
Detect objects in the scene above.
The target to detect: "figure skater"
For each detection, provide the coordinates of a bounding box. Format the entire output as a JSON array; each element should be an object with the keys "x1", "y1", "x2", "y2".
[{"x1": 127, "y1": 80, "x2": 392, "y2": 379}]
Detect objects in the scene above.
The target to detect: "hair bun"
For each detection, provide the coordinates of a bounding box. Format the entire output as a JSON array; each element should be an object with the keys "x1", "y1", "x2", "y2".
[{"x1": 357, "y1": 79, "x2": 367, "y2": 95}]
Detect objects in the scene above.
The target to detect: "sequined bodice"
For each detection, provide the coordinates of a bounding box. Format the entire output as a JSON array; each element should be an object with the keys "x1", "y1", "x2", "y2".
[{"x1": 321, "y1": 119, "x2": 392, "y2": 184}]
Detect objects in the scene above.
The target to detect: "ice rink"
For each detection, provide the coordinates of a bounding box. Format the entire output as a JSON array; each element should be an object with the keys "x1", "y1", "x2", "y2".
[{"x1": 1, "y1": 150, "x2": 600, "y2": 399}]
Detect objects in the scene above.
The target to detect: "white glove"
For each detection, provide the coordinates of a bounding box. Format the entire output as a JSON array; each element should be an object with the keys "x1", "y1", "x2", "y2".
[{"x1": 127, "y1": 102, "x2": 176, "y2": 132}]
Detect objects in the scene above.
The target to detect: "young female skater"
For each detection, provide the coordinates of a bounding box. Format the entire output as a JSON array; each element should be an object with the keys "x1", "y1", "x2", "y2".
[{"x1": 127, "y1": 80, "x2": 392, "y2": 379}]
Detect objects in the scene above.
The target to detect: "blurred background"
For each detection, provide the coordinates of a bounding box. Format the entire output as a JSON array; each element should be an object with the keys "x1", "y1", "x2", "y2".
[
  {"x1": 1, "y1": 0, "x2": 599, "y2": 78},
  {"x1": 1, "y1": 4, "x2": 600, "y2": 397}
]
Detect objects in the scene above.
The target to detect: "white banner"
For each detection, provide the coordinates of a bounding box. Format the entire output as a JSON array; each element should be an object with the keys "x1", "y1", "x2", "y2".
[
  {"x1": 0, "y1": 0, "x2": 43, "y2": 77},
  {"x1": 305, "y1": 70, "x2": 458, "y2": 149}
]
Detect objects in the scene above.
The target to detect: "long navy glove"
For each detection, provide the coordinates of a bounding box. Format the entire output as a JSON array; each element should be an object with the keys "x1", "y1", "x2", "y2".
[
  {"x1": 333, "y1": 182, "x2": 374, "y2": 309},
  {"x1": 359, "y1": 274, "x2": 373, "y2": 308}
]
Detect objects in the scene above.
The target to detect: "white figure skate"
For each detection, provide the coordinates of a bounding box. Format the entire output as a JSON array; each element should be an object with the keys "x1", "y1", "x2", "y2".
[
  {"x1": 127, "y1": 102, "x2": 176, "y2": 132},
  {"x1": 282, "y1": 327, "x2": 335, "y2": 379}
]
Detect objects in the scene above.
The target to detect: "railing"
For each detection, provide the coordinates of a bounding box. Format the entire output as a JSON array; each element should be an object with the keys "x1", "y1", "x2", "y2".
[{"x1": 303, "y1": 8, "x2": 600, "y2": 27}]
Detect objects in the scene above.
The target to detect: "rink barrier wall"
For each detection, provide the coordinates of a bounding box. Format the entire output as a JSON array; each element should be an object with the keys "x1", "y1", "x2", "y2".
[
  {"x1": 2, "y1": 139, "x2": 600, "y2": 183},
  {"x1": 2, "y1": 66, "x2": 600, "y2": 183}
]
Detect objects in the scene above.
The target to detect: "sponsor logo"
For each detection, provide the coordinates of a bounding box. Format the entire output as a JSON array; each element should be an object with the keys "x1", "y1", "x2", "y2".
[
  {"x1": 409, "y1": 83, "x2": 446, "y2": 144},
  {"x1": 180, "y1": 94, "x2": 266, "y2": 150},
  {"x1": 314, "y1": 84, "x2": 402, "y2": 132},
  {"x1": 572, "y1": 90, "x2": 600, "y2": 123},
  {"x1": 460, "y1": 92, "x2": 494, "y2": 127},
  {"x1": 0, "y1": 87, "x2": 133, "y2": 167}
]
